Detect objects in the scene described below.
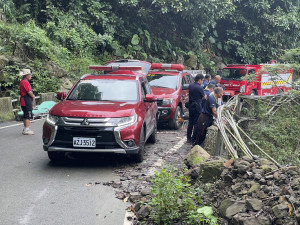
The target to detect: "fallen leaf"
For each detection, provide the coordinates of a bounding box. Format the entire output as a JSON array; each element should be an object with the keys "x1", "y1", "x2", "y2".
[
  {"x1": 123, "y1": 196, "x2": 129, "y2": 202},
  {"x1": 224, "y1": 158, "x2": 234, "y2": 168}
]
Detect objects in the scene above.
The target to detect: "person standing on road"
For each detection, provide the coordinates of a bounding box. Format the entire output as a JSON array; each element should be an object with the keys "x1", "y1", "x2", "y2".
[
  {"x1": 194, "y1": 87, "x2": 224, "y2": 146},
  {"x1": 19, "y1": 69, "x2": 35, "y2": 135},
  {"x1": 203, "y1": 74, "x2": 211, "y2": 89},
  {"x1": 187, "y1": 74, "x2": 206, "y2": 143}
]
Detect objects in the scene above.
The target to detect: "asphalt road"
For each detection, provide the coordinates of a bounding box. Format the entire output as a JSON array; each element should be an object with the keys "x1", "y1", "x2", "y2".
[{"x1": 0, "y1": 119, "x2": 129, "y2": 225}]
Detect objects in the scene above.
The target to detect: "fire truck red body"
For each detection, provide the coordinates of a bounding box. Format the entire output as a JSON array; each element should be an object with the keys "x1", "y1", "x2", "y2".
[{"x1": 220, "y1": 62, "x2": 293, "y2": 97}]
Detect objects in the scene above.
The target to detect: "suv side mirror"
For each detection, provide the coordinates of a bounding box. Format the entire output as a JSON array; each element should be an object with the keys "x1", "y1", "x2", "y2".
[
  {"x1": 182, "y1": 84, "x2": 189, "y2": 90},
  {"x1": 56, "y1": 92, "x2": 66, "y2": 101},
  {"x1": 145, "y1": 94, "x2": 157, "y2": 102}
]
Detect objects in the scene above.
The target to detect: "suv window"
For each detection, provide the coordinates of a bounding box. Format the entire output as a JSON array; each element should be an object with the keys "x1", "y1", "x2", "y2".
[
  {"x1": 186, "y1": 74, "x2": 193, "y2": 84},
  {"x1": 181, "y1": 75, "x2": 187, "y2": 86},
  {"x1": 68, "y1": 79, "x2": 138, "y2": 101},
  {"x1": 147, "y1": 74, "x2": 179, "y2": 89}
]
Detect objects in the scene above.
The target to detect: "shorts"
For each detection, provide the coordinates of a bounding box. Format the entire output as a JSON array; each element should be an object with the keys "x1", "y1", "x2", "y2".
[{"x1": 21, "y1": 106, "x2": 33, "y2": 119}]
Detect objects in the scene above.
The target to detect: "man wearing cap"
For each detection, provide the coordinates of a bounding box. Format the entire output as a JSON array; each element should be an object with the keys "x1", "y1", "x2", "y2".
[{"x1": 19, "y1": 69, "x2": 35, "y2": 135}]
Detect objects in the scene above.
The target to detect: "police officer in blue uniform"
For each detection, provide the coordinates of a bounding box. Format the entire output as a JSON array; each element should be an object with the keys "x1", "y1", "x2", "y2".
[
  {"x1": 187, "y1": 74, "x2": 206, "y2": 143},
  {"x1": 194, "y1": 87, "x2": 224, "y2": 146}
]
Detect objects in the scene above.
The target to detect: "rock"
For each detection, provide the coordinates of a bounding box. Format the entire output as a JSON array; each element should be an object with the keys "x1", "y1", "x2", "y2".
[
  {"x1": 223, "y1": 201, "x2": 246, "y2": 219},
  {"x1": 136, "y1": 204, "x2": 151, "y2": 219},
  {"x1": 141, "y1": 188, "x2": 151, "y2": 196},
  {"x1": 296, "y1": 210, "x2": 300, "y2": 223},
  {"x1": 254, "y1": 173, "x2": 262, "y2": 180},
  {"x1": 290, "y1": 177, "x2": 300, "y2": 190},
  {"x1": 185, "y1": 55, "x2": 198, "y2": 69},
  {"x1": 129, "y1": 192, "x2": 141, "y2": 202},
  {"x1": 45, "y1": 61, "x2": 67, "y2": 78},
  {"x1": 199, "y1": 158, "x2": 226, "y2": 183},
  {"x1": 272, "y1": 203, "x2": 289, "y2": 219},
  {"x1": 0, "y1": 55, "x2": 9, "y2": 68},
  {"x1": 242, "y1": 156, "x2": 254, "y2": 163},
  {"x1": 219, "y1": 198, "x2": 235, "y2": 218},
  {"x1": 248, "y1": 183, "x2": 260, "y2": 193},
  {"x1": 231, "y1": 183, "x2": 243, "y2": 193},
  {"x1": 257, "y1": 215, "x2": 271, "y2": 225},
  {"x1": 184, "y1": 167, "x2": 201, "y2": 179},
  {"x1": 203, "y1": 125, "x2": 219, "y2": 155},
  {"x1": 184, "y1": 145, "x2": 210, "y2": 168},
  {"x1": 246, "y1": 199, "x2": 263, "y2": 211}
]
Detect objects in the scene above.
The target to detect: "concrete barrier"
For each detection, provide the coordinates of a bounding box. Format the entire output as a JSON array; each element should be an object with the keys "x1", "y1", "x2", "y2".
[
  {"x1": 204, "y1": 125, "x2": 228, "y2": 158},
  {"x1": 0, "y1": 92, "x2": 56, "y2": 122},
  {"x1": 0, "y1": 97, "x2": 15, "y2": 122}
]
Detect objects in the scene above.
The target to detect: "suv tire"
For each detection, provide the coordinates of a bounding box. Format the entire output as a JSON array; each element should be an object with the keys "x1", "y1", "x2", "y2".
[
  {"x1": 168, "y1": 106, "x2": 182, "y2": 130},
  {"x1": 132, "y1": 126, "x2": 145, "y2": 163},
  {"x1": 147, "y1": 120, "x2": 157, "y2": 143}
]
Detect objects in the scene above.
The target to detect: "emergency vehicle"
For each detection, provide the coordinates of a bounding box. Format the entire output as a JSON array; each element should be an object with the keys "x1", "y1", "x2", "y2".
[
  {"x1": 147, "y1": 63, "x2": 194, "y2": 129},
  {"x1": 221, "y1": 61, "x2": 293, "y2": 97},
  {"x1": 42, "y1": 60, "x2": 158, "y2": 163}
]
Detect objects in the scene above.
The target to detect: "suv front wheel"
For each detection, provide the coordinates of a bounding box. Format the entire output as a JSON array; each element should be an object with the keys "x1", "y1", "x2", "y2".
[
  {"x1": 168, "y1": 106, "x2": 182, "y2": 130},
  {"x1": 132, "y1": 126, "x2": 145, "y2": 163}
]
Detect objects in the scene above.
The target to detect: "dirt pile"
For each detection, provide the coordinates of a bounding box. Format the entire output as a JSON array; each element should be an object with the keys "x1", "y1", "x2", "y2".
[{"x1": 202, "y1": 156, "x2": 300, "y2": 224}]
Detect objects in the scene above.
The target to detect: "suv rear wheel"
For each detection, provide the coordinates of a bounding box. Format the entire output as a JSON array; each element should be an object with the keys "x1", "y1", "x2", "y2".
[
  {"x1": 168, "y1": 106, "x2": 182, "y2": 130},
  {"x1": 132, "y1": 126, "x2": 145, "y2": 163},
  {"x1": 147, "y1": 120, "x2": 157, "y2": 143}
]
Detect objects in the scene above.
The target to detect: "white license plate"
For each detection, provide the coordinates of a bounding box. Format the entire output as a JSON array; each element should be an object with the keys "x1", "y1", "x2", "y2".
[
  {"x1": 224, "y1": 92, "x2": 230, "y2": 96},
  {"x1": 73, "y1": 137, "x2": 96, "y2": 148}
]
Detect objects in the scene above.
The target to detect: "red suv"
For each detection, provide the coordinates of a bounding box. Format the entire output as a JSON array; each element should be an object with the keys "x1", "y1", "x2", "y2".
[
  {"x1": 42, "y1": 60, "x2": 158, "y2": 163},
  {"x1": 147, "y1": 63, "x2": 194, "y2": 129}
]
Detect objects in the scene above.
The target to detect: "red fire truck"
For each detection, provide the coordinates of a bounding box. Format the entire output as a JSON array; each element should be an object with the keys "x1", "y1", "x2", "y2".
[{"x1": 220, "y1": 61, "x2": 293, "y2": 97}]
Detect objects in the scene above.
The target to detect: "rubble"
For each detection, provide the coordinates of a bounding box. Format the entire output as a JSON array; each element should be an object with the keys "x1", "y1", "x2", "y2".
[{"x1": 197, "y1": 157, "x2": 300, "y2": 224}]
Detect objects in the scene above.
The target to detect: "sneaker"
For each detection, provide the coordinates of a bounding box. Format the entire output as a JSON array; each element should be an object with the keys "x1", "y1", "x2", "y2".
[{"x1": 22, "y1": 129, "x2": 35, "y2": 135}]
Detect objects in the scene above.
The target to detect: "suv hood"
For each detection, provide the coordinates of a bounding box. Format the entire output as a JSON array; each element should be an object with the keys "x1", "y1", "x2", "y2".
[
  {"x1": 50, "y1": 100, "x2": 136, "y2": 118},
  {"x1": 151, "y1": 87, "x2": 177, "y2": 97}
]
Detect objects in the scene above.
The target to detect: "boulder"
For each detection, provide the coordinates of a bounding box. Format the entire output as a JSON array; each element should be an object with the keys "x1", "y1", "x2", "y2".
[
  {"x1": 204, "y1": 125, "x2": 218, "y2": 156},
  {"x1": 219, "y1": 199, "x2": 246, "y2": 219},
  {"x1": 185, "y1": 55, "x2": 197, "y2": 69},
  {"x1": 184, "y1": 145, "x2": 210, "y2": 168},
  {"x1": 136, "y1": 204, "x2": 151, "y2": 219},
  {"x1": 199, "y1": 158, "x2": 226, "y2": 182},
  {"x1": 246, "y1": 199, "x2": 263, "y2": 211},
  {"x1": 45, "y1": 61, "x2": 67, "y2": 78},
  {"x1": 0, "y1": 55, "x2": 9, "y2": 68},
  {"x1": 272, "y1": 203, "x2": 289, "y2": 219}
]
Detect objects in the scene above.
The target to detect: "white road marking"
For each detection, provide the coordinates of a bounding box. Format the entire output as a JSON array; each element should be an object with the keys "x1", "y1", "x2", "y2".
[
  {"x1": 123, "y1": 136, "x2": 187, "y2": 224},
  {"x1": 0, "y1": 118, "x2": 45, "y2": 130},
  {"x1": 18, "y1": 187, "x2": 49, "y2": 225}
]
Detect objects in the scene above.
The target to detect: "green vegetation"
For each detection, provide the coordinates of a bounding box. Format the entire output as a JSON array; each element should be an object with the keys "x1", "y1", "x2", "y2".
[
  {"x1": 0, "y1": 0, "x2": 299, "y2": 97},
  {"x1": 241, "y1": 92, "x2": 300, "y2": 166},
  {"x1": 145, "y1": 167, "x2": 217, "y2": 225}
]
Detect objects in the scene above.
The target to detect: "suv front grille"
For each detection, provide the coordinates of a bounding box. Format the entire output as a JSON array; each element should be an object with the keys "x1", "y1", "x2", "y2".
[{"x1": 52, "y1": 126, "x2": 121, "y2": 149}]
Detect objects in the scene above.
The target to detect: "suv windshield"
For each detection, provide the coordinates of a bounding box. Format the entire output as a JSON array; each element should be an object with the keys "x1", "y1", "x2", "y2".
[
  {"x1": 222, "y1": 69, "x2": 247, "y2": 80},
  {"x1": 147, "y1": 74, "x2": 179, "y2": 89},
  {"x1": 68, "y1": 79, "x2": 138, "y2": 101}
]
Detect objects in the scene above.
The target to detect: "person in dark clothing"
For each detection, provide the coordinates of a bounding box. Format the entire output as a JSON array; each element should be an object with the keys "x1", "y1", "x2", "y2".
[
  {"x1": 194, "y1": 87, "x2": 224, "y2": 146},
  {"x1": 202, "y1": 83, "x2": 215, "y2": 108},
  {"x1": 19, "y1": 69, "x2": 35, "y2": 135},
  {"x1": 187, "y1": 74, "x2": 206, "y2": 143},
  {"x1": 202, "y1": 74, "x2": 211, "y2": 89}
]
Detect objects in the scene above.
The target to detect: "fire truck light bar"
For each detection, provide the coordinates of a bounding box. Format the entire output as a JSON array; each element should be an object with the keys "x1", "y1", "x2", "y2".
[
  {"x1": 88, "y1": 65, "x2": 143, "y2": 71},
  {"x1": 151, "y1": 63, "x2": 184, "y2": 71}
]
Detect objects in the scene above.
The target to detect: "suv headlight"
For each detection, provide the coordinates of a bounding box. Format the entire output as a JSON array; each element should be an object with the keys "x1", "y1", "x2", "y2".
[
  {"x1": 117, "y1": 115, "x2": 137, "y2": 127},
  {"x1": 162, "y1": 98, "x2": 173, "y2": 105},
  {"x1": 46, "y1": 115, "x2": 60, "y2": 125}
]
